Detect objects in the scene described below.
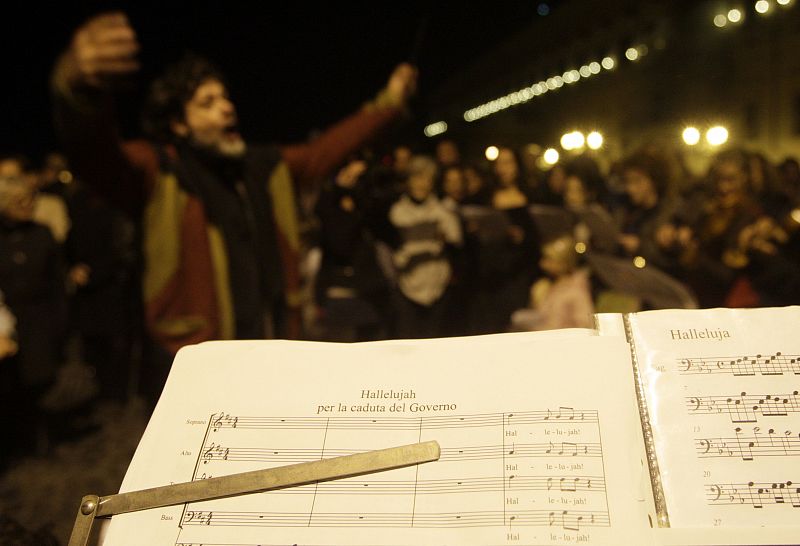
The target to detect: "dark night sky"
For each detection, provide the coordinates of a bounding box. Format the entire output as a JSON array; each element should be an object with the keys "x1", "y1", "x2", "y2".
[{"x1": 2, "y1": 2, "x2": 559, "y2": 162}]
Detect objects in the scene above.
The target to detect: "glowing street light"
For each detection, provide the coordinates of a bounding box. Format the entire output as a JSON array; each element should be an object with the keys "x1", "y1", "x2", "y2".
[
  {"x1": 713, "y1": 14, "x2": 728, "y2": 27},
  {"x1": 601, "y1": 56, "x2": 616, "y2": 70},
  {"x1": 485, "y1": 146, "x2": 500, "y2": 161},
  {"x1": 727, "y1": 8, "x2": 743, "y2": 23},
  {"x1": 625, "y1": 47, "x2": 640, "y2": 61},
  {"x1": 543, "y1": 148, "x2": 560, "y2": 165},
  {"x1": 423, "y1": 121, "x2": 448, "y2": 138},
  {"x1": 560, "y1": 131, "x2": 585, "y2": 150},
  {"x1": 587, "y1": 131, "x2": 604, "y2": 150},
  {"x1": 755, "y1": 0, "x2": 771, "y2": 14},
  {"x1": 682, "y1": 127, "x2": 701, "y2": 146},
  {"x1": 706, "y1": 126, "x2": 729, "y2": 146}
]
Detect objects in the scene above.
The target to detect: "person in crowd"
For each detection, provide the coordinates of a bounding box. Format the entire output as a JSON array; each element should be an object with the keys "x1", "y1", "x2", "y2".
[
  {"x1": 51, "y1": 12, "x2": 416, "y2": 403},
  {"x1": 313, "y1": 156, "x2": 391, "y2": 341},
  {"x1": 66, "y1": 177, "x2": 140, "y2": 403},
  {"x1": 389, "y1": 156, "x2": 462, "y2": 338},
  {"x1": 468, "y1": 146, "x2": 540, "y2": 334},
  {"x1": 511, "y1": 233, "x2": 594, "y2": 331},
  {"x1": 0, "y1": 154, "x2": 70, "y2": 243},
  {"x1": 0, "y1": 175, "x2": 66, "y2": 460},
  {"x1": 439, "y1": 164, "x2": 466, "y2": 212},
  {"x1": 393, "y1": 145, "x2": 412, "y2": 180},
  {"x1": 562, "y1": 155, "x2": 616, "y2": 253},
  {"x1": 462, "y1": 162, "x2": 491, "y2": 205},
  {"x1": 435, "y1": 139, "x2": 461, "y2": 169},
  {"x1": 656, "y1": 149, "x2": 762, "y2": 308},
  {"x1": 536, "y1": 162, "x2": 567, "y2": 206},
  {"x1": 613, "y1": 149, "x2": 682, "y2": 271}
]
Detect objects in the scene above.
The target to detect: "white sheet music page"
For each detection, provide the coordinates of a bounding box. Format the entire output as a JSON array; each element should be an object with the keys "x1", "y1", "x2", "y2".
[
  {"x1": 626, "y1": 306, "x2": 800, "y2": 529},
  {"x1": 101, "y1": 332, "x2": 652, "y2": 546}
]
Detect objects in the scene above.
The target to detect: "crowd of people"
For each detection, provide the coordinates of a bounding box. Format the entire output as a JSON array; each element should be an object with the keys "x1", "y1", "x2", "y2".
[
  {"x1": 2, "y1": 11, "x2": 800, "y2": 472},
  {"x1": 306, "y1": 139, "x2": 800, "y2": 343}
]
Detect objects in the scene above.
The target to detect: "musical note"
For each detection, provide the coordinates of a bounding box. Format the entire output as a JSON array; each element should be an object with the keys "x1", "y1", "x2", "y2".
[
  {"x1": 559, "y1": 442, "x2": 578, "y2": 456},
  {"x1": 559, "y1": 477, "x2": 578, "y2": 492}
]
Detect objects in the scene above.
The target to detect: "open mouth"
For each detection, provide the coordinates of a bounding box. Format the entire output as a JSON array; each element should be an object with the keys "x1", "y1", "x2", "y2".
[{"x1": 223, "y1": 124, "x2": 241, "y2": 139}]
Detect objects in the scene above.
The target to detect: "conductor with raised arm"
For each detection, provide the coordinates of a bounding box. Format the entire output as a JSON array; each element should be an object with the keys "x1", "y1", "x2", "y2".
[{"x1": 51, "y1": 13, "x2": 417, "y2": 401}]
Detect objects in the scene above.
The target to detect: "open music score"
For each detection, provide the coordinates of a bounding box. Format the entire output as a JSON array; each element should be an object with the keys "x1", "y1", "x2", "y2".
[
  {"x1": 180, "y1": 408, "x2": 612, "y2": 536},
  {"x1": 679, "y1": 352, "x2": 800, "y2": 376}
]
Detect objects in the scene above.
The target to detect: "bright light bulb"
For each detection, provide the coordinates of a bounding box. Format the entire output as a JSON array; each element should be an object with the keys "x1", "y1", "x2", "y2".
[
  {"x1": 727, "y1": 8, "x2": 743, "y2": 22},
  {"x1": 625, "y1": 47, "x2": 639, "y2": 61},
  {"x1": 633, "y1": 256, "x2": 647, "y2": 269},
  {"x1": 561, "y1": 133, "x2": 574, "y2": 150},
  {"x1": 706, "y1": 126, "x2": 729, "y2": 146},
  {"x1": 572, "y1": 131, "x2": 585, "y2": 149},
  {"x1": 485, "y1": 146, "x2": 500, "y2": 161},
  {"x1": 589, "y1": 61, "x2": 601, "y2": 74},
  {"x1": 777, "y1": 0, "x2": 791, "y2": 5},
  {"x1": 601, "y1": 56, "x2": 616, "y2": 70},
  {"x1": 587, "y1": 131, "x2": 604, "y2": 150},
  {"x1": 714, "y1": 14, "x2": 728, "y2": 27},
  {"x1": 755, "y1": 0, "x2": 770, "y2": 13},
  {"x1": 579, "y1": 65, "x2": 592, "y2": 78},
  {"x1": 682, "y1": 127, "x2": 701, "y2": 145},
  {"x1": 543, "y1": 148, "x2": 560, "y2": 165}
]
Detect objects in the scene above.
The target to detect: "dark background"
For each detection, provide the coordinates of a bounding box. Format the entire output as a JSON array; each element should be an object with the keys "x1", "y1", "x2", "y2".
[{"x1": 2, "y1": 1, "x2": 561, "y2": 161}]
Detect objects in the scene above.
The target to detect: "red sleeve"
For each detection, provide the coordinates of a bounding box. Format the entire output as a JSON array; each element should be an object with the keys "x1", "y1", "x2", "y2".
[{"x1": 279, "y1": 105, "x2": 400, "y2": 188}]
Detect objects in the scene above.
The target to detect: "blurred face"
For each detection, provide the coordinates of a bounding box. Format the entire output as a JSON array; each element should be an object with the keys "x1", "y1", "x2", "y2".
[
  {"x1": 408, "y1": 171, "x2": 435, "y2": 201},
  {"x1": 394, "y1": 146, "x2": 411, "y2": 174},
  {"x1": 623, "y1": 168, "x2": 658, "y2": 207},
  {"x1": 436, "y1": 141, "x2": 460, "y2": 167},
  {"x1": 464, "y1": 167, "x2": 484, "y2": 196},
  {"x1": 564, "y1": 176, "x2": 588, "y2": 211},
  {"x1": 539, "y1": 238, "x2": 574, "y2": 277},
  {"x1": 442, "y1": 168, "x2": 466, "y2": 202},
  {"x1": 494, "y1": 149, "x2": 519, "y2": 186},
  {"x1": 0, "y1": 183, "x2": 35, "y2": 222},
  {"x1": 173, "y1": 79, "x2": 245, "y2": 158},
  {"x1": 714, "y1": 160, "x2": 748, "y2": 209}
]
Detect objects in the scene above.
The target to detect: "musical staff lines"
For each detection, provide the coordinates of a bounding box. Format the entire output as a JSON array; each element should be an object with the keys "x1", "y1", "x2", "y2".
[
  {"x1": 186, "y1": 405, "x2": 611, "y2": 541},
  {"x1": 182, "y1": 509, "x2": 610, "y2": 529},
  {"x1": 679, "y1": 353, "x2": 800, "y2": 376},
  {"x1": 696, "y1": 427, "x2": 800, "y2": 460},
  {"x1": 191, "y1": 474, "x2": 607, "y2": 496},
  {"x1": 199, "y1": 441, "x2": 602, "y2": 465},
  {"x1": 706, "y1": 481, "x2": 800, "y2": 508},
  {"x1": 686, "y1": 390, "x2": 800, "y2": 423},
  {"x1": 208, "y1": 408, "x2": 599, "y2": 432}
]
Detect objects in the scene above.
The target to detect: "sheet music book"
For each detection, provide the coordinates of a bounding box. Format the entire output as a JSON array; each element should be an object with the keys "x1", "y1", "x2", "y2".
[{"x1": 99, "y1": 308, "x2": 800, "y2": 546}]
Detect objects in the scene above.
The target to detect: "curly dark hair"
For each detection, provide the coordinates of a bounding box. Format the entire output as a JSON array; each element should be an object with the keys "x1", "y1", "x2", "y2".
[
  {"x1": 620, "y1": 149, "x2": 674, "y2": 198},
  {"x1": 141, "y1": 53, "x2": 227, "y2": 143}
]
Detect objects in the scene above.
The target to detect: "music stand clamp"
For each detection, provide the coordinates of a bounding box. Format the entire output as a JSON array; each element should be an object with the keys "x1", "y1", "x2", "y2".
[{"x1": 68, "y1": 440, "x2": 441, "y2": 546}]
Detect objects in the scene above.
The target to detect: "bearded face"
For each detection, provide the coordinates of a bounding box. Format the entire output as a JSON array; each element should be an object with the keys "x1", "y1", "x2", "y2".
[{"x1": 172, "y1": 79, "x2": 246, "y2": 158}]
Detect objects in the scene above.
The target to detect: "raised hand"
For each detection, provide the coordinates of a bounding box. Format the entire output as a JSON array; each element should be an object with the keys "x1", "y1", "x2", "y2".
[{"x1": 60, "y1": 12, "x2": 140, "y2": 90}]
